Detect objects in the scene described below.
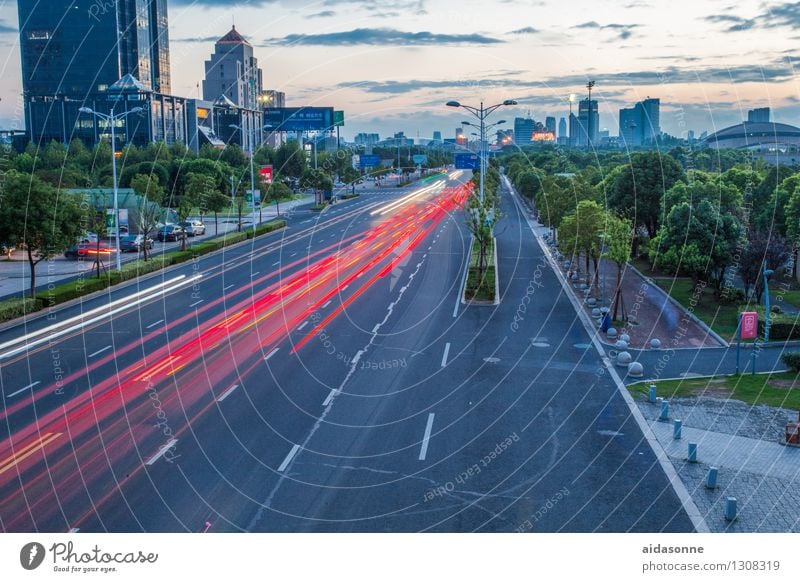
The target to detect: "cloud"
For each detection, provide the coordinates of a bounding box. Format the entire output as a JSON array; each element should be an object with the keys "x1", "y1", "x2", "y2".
[
  {"x1": 309, "y1": 10, "x2": 336, "y2": 18},
  {"x1": 262, "y1": 28, "x2": 503, "y2": 46},
  {"x1": 509, "y1": 26, "x2": 539, "y2": 35},
  {"x1": 572, "y1": 21, "x2": 640, "y2": 40},
  {"x1": 0, "y1": 22, "x2": 16, "y2": 34},
  {"x1": 762, "y1": 2, "x2": 800, "y2": 28},
  {"x1": 703, "y1": 14, "x2": 757, "y2": 32}
]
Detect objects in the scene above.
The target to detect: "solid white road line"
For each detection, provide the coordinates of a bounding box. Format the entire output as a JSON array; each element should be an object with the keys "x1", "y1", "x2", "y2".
[
  {"x1": 418, "y1": 413, "x2": 435, "y2": 461},
  {"x1": 145, "y1": 439, "x2": 178, "y2": 466},
  {"x1": 146, "y1": 319, "x2": 164, "y2": 329},
  {"x1": 264, "y1": 348, "x2": 280, "y2": 360},
  {"x1": 88, "y1": 345, "x2": 112, "y2": 358},
  {"x1": 6, "y1": 381, "x2": 41, "y2": 399},
  {"x1": 216, "y1": 384, "x2": 239, "y2": 402},
  {"x1": 297, "y1": 321, "x2": 309, "y2": 331},
  {"x1": 441, "y1": 343, "x2": 451, "y2": 368},
  {"x1": 278, "y1": 444, "x2": 301, "y2": 472},
  {"x1": 69, "y1": 528, "x2": 80, "y2": 533}
]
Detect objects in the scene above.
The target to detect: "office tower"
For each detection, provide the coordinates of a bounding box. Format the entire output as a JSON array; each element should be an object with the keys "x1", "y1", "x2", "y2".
[
  {"x1": 640, "y1": 98, "x2": 660, "y2": 143},
  {"x1": 619, "y1": 107, "x2": 640, "y2": 146},
  {"x1": 203, "y1": 26, "x2": 264, "y2": 110},
  {"x1": 513, "y1": 117, "x2": 535, "y2": 146},
  {"x1": 577, "y1": 99, "x2": 598, "y2": 147},
  {"x1": 618, "y1": 97, "x2": 660, "y2": 147},
  {"x1": 545, "y1": 116, "x2": 556, "y2": 133},
  {"x1": 456, "y1": 127, "x2": 466, "y2": 145},
  {"x1": 18, "y1": 0, "x2": 171, "y2": 95},
  {"x1": 558, "y1": 117, "x2": 567, "y2": 139},
  {"x1": 568, "y1": 113, "x2": 581, "y2": 147},
  {"x1": 747, "y1": 107, "x2": 770, "y2": 123}
]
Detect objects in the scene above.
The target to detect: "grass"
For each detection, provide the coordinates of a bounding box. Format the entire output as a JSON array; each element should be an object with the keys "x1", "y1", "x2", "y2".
[
  {"x1": 465, "y1": 238, "x2": 496, "y2": 302},
  {"x1": 629, "y1": 371, "x2": 800, "y2": 410},
  {"x1": 652, "y1": 278, "x2": 740, "y2": 340}
]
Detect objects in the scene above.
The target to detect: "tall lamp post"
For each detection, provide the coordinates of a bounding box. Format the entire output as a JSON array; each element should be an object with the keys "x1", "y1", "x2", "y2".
[
  {"x1": 446, "y1": 99, "x2": 517, "y2": 203},
  {"x1": 763, "y1": 260, "x2": 775, "y2": 342},
  {"x1": 78, "y1": 105, "x2": 143, "y2": 271},
  {"x1": 230, "y1": 121, "x2": 258, "y2": 233}
]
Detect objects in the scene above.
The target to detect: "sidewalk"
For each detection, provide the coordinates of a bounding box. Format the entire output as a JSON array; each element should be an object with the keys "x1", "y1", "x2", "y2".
[{"x1": 0, "y1": 195, "x2": 313, "y2": 300}]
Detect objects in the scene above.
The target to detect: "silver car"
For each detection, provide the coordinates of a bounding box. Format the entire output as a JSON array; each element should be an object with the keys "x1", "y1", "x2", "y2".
[{"x1": 180, "y1": 220, "x2": 206, "y2": 236}]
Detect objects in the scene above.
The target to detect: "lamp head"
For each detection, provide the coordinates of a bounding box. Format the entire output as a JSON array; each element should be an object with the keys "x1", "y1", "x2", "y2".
[
  {"x1": 78, "y1": 107, "x2": 93, "y2": 114},
  {"x1": 497, "y1": 120, "x2": 506, "y2": 125},
  {"x1": 502, "y1": 100, "x2": 517, "y2": 106},
  {"x1": 229, "y1": 124, "x2": 239, "y2": 130},
  {"x1": 446, "y1": 101, "x2": 461, "y2": 108},
  {"x1": 765, "y1": 269, "x2": 775, "y2": 277},
  {"x1": 130, "y1": 107, "x2": 143, "y2": 114}
]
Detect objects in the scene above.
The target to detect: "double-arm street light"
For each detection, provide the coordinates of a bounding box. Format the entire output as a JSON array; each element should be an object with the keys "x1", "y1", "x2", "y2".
[
  {"x1": 446, "y1": 100, "x2": 517, "y2": 203},
  {"x1": 78, "y1": 105, "x2": 143, "y2": 271}
]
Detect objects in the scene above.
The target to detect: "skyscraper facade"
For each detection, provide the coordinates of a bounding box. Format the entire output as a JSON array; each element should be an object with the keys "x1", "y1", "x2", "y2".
[
  {"x1": 747, "y1": 107, "x2": 770, "y2": 123},
  {"x1": 558, "y1": 117, "x2": 567, "y2": 139},
  {"x1": 618, "y1": 98, "x2": 660, "y2": 147},
  {"x1": 577, "y1": 99, "x2": 598, "y2": 147},
  {"x1": 203, "y1": 26, "x2": 264, "y2": 110},
  {"x1": 513, "y1": 117, "x2": 535, "y2": 146},
  {"x1": 545, "y1": 116, "x2": 556, "y2": 133}
]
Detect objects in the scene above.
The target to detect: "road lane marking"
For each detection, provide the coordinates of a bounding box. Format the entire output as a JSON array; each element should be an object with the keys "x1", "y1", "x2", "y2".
[
  {"x1": 322, "y1": 301, "x2": 331, "y2": 308},
  {"x1": 0, "y1": 432, "x2": 62, "y2": 476},
  {"x1": 297, "y1": 321, "x2": 309, "y2": 331},
  {"x1": 277, "y1": 444, "x2": 300, "y2": 472},
  {"x1": 223, "y1": 285, "x2": 235, "y2": 291},
  {"x1": 69, "y1": 528, "x2": 80, "y2": 533},
  {"x1": 145, "y1": 439, "x2": 178, "y2": 466},
  {"x1": 418, "y1": 413, "x2": 435, "y2": 461},
  {"x1": 6, "y1": 381, "x2": 41, "y2": 399},
  {"x1": 272, "y1": 261, "x2": 281, "y2": 267},
  {"x1": 264, "y1": 348, "x2": 279, "y2": 361},
  {"x1": 217, "y1": 384, "x2": 239, "y2": 402},
  {"x1": 441, "y1": 343, "x2": 451, "y2": 368},
  {"x1": 189, "y1": 300, "x2": 204, "y2": 308},
  {"x1": 0, "y1": 275, "x2": 202, "y2": 361},
  {"x1": 88, "y1": 346, "x2": 112, "y2": 358},
  {"x1": 146, "y1": 319, "x2": 164, "y2": 329},
  {"x1": 250, "y1": 272, "x2": 260, "y2": 278}
]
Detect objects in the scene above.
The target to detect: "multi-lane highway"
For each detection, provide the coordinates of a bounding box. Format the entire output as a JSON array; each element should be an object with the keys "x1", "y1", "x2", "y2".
[{"x1": 0, "y1": 172, "x2": 696, "y2": 532}]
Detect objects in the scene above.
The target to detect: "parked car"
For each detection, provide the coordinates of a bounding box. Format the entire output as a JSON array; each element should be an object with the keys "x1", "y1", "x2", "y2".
[
  {"x1": 119, "y1": 234, "x2": 154, "y2": 252},
  {"x1": 156, "y1": 225, "x2": 186, "y2": 242},
  {"x1": 180, "y1": 220, "x2": 206, "y2": 237}
]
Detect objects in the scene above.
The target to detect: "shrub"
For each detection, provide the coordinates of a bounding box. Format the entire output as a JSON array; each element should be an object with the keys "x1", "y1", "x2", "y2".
[
  {"x1": 247, "y1": 219, "x2": 287, "y2": 238},
  {"x1": 0, "y1": 298, "x2": 41, "y2": 322},
  {"x1": 782, "y1": 352, "x2": 800, "y2": 372}
]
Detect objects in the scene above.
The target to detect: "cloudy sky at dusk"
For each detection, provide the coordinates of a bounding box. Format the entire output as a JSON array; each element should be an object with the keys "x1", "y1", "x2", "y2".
[{"x1": 1, "y1": 0, "x2": 799, "y2": 140}]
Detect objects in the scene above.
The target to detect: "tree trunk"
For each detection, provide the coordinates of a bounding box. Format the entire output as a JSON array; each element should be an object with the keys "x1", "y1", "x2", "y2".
[
  {"x1": 27, "y1": 246, "x2": 37, "y2": 300},
  {"x1": 613, "y1": 262, "x2": 623, "y2": 322},
  {"x1": 585, "y1": 253, "x2": 590, "y2": 286},
  {"x1": 215, "y1": 211, "x2": 219, "y2": 236}
]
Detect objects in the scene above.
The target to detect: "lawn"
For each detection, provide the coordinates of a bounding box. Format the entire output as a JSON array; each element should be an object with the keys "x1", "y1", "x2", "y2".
[
  {"x1": 465, "y1": 238, "x2": 496, "y2": 302},
  {"x1": 652, "y1": 278, "x2": 740, "y2": 340},
  {"x1": 629, "y1": 371, "x2": 800, "y2": 410}
]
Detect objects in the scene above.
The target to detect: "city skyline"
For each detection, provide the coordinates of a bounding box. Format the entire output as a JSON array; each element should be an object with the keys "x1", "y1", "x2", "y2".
[{"x1": 1, "y1": 0, "x2": 799, "y2": 140}]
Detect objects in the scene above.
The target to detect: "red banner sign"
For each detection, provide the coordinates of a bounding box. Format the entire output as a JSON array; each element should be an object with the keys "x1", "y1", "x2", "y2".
[
  {"x1": 259, "y1": 165, "x2": 273, "y2": 184},
  {"x1": 740, "y1": 311, "x2": 758, "y2": 339}
]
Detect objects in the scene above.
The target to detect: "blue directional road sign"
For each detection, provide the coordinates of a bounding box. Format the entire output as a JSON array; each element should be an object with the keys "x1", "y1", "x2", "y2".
[
  {"x1": 454, "y1": 153, "x2": 479, "y2": 170},
  {"x1": 360, "y1": 154, "x2": 381, "y2": 168}
]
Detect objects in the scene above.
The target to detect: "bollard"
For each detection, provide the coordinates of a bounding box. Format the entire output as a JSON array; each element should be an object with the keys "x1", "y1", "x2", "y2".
[
  {"x1": 659, "y1": 399, "x2": 670, "y2": 421},
  {"x1": 627, "y1": 362, "x2": 644, "y2": 378},
  {"x1": 688, "y1": 442, "x2": 698, "y2": 463},
  {"x1": 648, "y1": 384, "x2": 657, "y2": 403},
  {"x1": 650, "y1": 338, "x2": 661, "y2": 349},
  {"x1": 705, "y1": 467, "x2": 718, "y2": 489},
  {"x1": 673, "y1": 419, "x2": 682, "y2": 439},
  {"x1": 724, "y1": 497, "x2": 737, "y2": 521}
]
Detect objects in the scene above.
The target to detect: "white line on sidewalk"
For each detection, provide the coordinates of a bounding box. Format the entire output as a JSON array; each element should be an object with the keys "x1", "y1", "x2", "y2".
[
  {"x1": 7, "y1": 381, "x2": 41, "y2": 398},
  {"x1": 272, "y1": 261, "x2": 280, "y2": 267},
  {"x1": 441, "y1": 343, "x2": 451, "y2": 368},
  {"x1": 278, "y1": 444, "x2": 301, "y2": 472},
  {"x1": 88, "y1": 345, "x2": 112, "y2": 358},
  {"x1": 146, "y1": 319, "x2": 164, "y2": 329},
  {"x1": 217, "y1": 384, "x2": 239, "y2": 402},
  {"x1": 419, "y1": 413, "x2": 435, "y2": 461},
  {"x1": 145, "y1": 439, "x2": 178, "y2": 466},
  {"x1": 250, "y1": 272, "x2": 260, "y2": 278}
]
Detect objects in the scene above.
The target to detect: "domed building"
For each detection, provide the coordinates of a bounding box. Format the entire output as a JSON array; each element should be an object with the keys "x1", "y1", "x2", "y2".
[{"x1": 704, "y1": 121, "x2": 800, "y2": 151}]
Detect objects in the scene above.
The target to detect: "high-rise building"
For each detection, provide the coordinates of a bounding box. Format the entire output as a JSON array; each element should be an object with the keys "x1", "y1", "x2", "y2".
[
  {"x1": 514, "y1": 117, "x2": 535, "y2": 146},
  {"x1": 568, "y1": 113, "x2": 581, "y2": 147},
  {"x1": 355, "y1": 133, "x2": 380, "y2": 146},
  {"x1": 747, "y1": 107, "x2": 770, "y2": 123},
  {"x1": 203, "y1": 26, "x2": 263, "y2": 110},
  {"x1": 456, "y1": 127, "x2": 466, "y2": 146},
  {"x1": 18, "y1": 0, "x2": 171, "y2": 95},
  {"x1": 640, "y1": 98, "x2": 660, "y2": 143},
  {"x1": 577, "y1": 99, "x2": 598, "y2": 147},
  {"x1": 432, "y1": 131, "x2": 442, "y2": 142},
  {"x1": 618, "y1": 97, "x2": 660, "y2": 147},
  {"x1": 545, "y1": 116, "x2": 556, "y2": 133},
  {"x1": 619, "y1": 107, "x2": 640, "y2": 146},
  {"x1": 558, "y1": 117, "x2": 567, "y2": 139}
]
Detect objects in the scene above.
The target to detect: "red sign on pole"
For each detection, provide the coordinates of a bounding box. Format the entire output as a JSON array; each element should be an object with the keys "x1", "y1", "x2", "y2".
[
  {"x1": 741, "y1": 311, "x2": 758, "y2": 339},
  {"x1": 258, "y1": 165, "x2": 273, "y2": 184}
]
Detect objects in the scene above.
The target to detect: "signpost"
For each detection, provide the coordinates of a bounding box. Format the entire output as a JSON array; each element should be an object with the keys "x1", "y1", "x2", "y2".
[
  {"x1": 736, "y1": 311, "x2": 758, "y2": 375},
  {"x1": 454, "y1": 153, "x2": 479, "y2": 170},
  {"x1": 359, "y1": 154, "x2": 381, "y2": 168},
  {"x1": 263, "y1": 107, "x2": 335, "y2": 132},
  {"x1": 412, "y1": 154, "x2": 428, "y2": 165}
]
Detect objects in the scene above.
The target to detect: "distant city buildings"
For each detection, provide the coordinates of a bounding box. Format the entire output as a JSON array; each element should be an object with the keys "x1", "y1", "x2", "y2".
[
  {"x1": 545, "y1": 117, "x2": 556, "y2": 134},
  {"x1": 748, "y1": 107, "x2": 771, "y2": 123},
  {"x1": 618, "y1": 97, "x2": 660, "y2": 147},
  {"x1": 432, "y1": 131, "x2": 442, "y2": 142},
  {"x1": 203, "y1": 26, "x2": 263, "y2": 110},
  {"x1": 514, "y1": 117, "x2": 535, "y2": 146},
  {"x1": 355, "y1": 133, "x2": 380, "y2": 147}
]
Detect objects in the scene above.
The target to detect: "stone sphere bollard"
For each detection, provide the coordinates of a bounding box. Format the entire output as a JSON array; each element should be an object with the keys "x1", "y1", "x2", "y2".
[
  {"x1": 627, "y1": 362, "x2": 644, "y2": 377},
  {"x1": 587, "y1": 297, "x2": 597, "y2": 306},
  {"x1": 615, "y1": 339, "x2": 628, "y2": 349},
  {"x1": 592, "y1": 308, "x2": 601, "y2": 317},
  {"x1": 606, "y1": 327, "x2": 618, "y2": 339},
  {"x1": 616, "y1": 351, "x2": 632, "y2": 367},
  {"x1": 619, "y1": 333, "x2": 631, "y2": 343},
  {"x1": 650, "y1": 338, "x2": 661, "y2": 349}
]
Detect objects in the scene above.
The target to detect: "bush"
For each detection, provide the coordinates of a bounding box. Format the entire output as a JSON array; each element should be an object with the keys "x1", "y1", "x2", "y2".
[
  {"x1": 782, "y1": 352, "x2": 800, "y2": 372},
  {"x1": 247, "y1": 219, "x2": 287, "y2": 238},
  {"x1": 0, "y1": 298, "x2": 41, "y2": 322},
  {"x1": 45, "y1": 276, "x2": 110, "y2": 305}
]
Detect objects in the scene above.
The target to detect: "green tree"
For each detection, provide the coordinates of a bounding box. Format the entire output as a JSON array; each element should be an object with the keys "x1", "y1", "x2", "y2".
[
  {"x1": 557, "y1": 200, "x2": 605, "y2": 288},
  {"x1": 130, "y1": 173, "x2": 165, "y2": 261},
  {"x1": 263, "y1": 181, "x2": 293, "y2": 216},
  {"x1": 602, "y1": 215, "x2": 633, "y2": 321},
  {"x1": 0, "y1": 171, "x2": 84, "y2": 298},
  {"x1": 301, "y1": 168, "x2": 333, "y2": 205},
  {"x1": 274, "y1": 141, "x2": 307, "y2": 180}
]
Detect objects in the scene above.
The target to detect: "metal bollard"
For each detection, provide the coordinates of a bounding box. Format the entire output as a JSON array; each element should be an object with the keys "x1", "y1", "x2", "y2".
[
  {"x1": 705, "y1": 467, "x2": 718, "y2": 489},
  {"x1": 673, "y1": 419, "x2": 682, "y2": 439},
  {"x1": 688, "y1": 442, "x2": 698, "y2": 463},
  {"x1": 648, "y1": 384, "x2": 657, "y2": 403},
  {"x1": 659, "y1": 399, "x2": 670, "y2": 422},
  {"x1": 725, "y1": 497, "x2": 737, "y2": 521}
]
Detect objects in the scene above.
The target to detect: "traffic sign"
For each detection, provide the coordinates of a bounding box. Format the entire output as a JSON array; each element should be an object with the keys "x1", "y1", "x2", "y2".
[
  {"x1": 454, "y1": 153, "x2": 479, "y2": 170},
  {"x1": 334, "y1": 111, "x2": 345, "y2": 127},
  {"x1": 359, "y1": 154, "x2": 381, "y2": 168},
  {"x1": 412, "y1": 154, "x2": 428, "y2": 165}
]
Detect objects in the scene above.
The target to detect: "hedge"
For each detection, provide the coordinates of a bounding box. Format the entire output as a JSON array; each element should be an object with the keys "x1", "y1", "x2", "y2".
[
  {"x1": 782, "y1": 352, "x2": 800, "y2": 372},
  {"x1": 746, "y1": 306, "x2": 800, "y2": 340},
  {"x1": 0, "y1": 298, "x2": 40, "y2": 321}
]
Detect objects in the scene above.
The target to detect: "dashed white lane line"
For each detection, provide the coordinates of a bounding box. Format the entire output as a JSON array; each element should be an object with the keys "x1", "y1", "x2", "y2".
[
  {"x1": 272, "y1": 261, "x2": 280, "y2": 267},
  {"x1": 146, "y1": 319, "x2": 164, "y2": 329},
  {"x1": 419, "y1": 413, "x2": 435, "y2": 461},
  {"x1": 278, "y1": 444, "x2": 301, "y2": 472},
  {"x1": 6, "y1": 381, "x2": 41, "y2": 399},
  {"x1": 290, "y1": 252, "x2": 297, "y2": 257},
  {"x1": 217, "y1": 384, "x2": 239, "y2": 402},
  {"x1": 264, "y1": 348, "x2": 280, "y2": 361},
  {"x1": 69, "y1": 528, "x2": 80, "y2": 533},
  {"x1": 322, "y1": 301, "x2": 332, "y2": 308},
  {"x1": 88, "y1": 345, "x2": 112, "y2": 358},
  {"x1": 297, "y1": 321, "x2": 309, "y2": 331},
  {"x1": 189, "y1": 299, "x2": 204, "y2": 308},
  {"x1": 223, "y1": 284, "x2": 235, "y2": 291},
  {"x1": 145, "y1": 439, "x2": 178, "y2": 466},
  {"x1": 441, "y1": 342, "x2": 451, "y2": 368},
  {"x1": 250, "y1": 272, "x2": 260, "y2": 278}
]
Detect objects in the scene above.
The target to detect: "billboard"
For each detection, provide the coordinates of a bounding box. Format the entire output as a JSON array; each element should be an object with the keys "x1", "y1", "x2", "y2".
[
  {"x1": 259, "y1": 165, "x2": 273, "y2": 184},
  {"x1": 412, "y1": 154, "x2": 428, "y2": 165},
  {"x1": 263, "y1": 107, "x2": 335, "y2": 132},
  {"x1": 359, "y1": 154, "x2": 381, "y2": 168},
  {"x1": 532, "y1": 130, "x2": 556, "y2": 142},
  {"x1": 246, "y1": 190, "x2": 262, "y2": 208},
  {"x1": 454, "y1": 153, "x2": 479, "y2": 170}
]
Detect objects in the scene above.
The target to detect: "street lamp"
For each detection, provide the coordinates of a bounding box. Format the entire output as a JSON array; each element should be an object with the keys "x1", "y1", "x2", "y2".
[
  {"x1": 78, "y1": 105, "x2": 143, "y2": 271},
  {"x1": 446, "y1": 99, "x2": 517, "y2": 203},
  {"x1": 230, "y1": 122, "x2": 258, "y2": 232},
  {"x1": 763, "y1": 260, "x2": 775, "y2": 342}
]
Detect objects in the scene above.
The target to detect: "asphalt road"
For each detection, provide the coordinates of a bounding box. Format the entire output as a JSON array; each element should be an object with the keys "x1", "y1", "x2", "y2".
[{"x1": 0, "y1": 172, "x2": 695, "y2": 533}]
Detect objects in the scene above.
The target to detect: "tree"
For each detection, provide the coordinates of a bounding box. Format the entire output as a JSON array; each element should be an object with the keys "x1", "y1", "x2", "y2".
[
  {"x1": 201, "y1": 189, "x2": 230, "y2": 236},
  {"x1": 301, "y1": 168, "x2": 333, "y2": 205},
  {"x1": 263, "y1": 181, "x2": 292, "y2": 216},
  {"x1": 130, "y1": 173, "x2": 165, "y2": 261},
  {"x1": 602, "y1": 215, "x2": 633, "y2": 321},
  {"x1": 0, "y1": 171, "x2": 83, "y2": 298},
  {"x1": 463, "y1": 185, "x2": 498, "y2": 290},
  {"x1": 274, "y1": 141, "x2": 307, "y2": 180},
  {"x1": 606, "y1": 151, "x2": 686, "y2": 239},
  {"x1": 739, "y1": 231, "x2": 791, "y2": 304},
  {"x1": 557, "y1": 200, "x2": 605, "y2": 288}
]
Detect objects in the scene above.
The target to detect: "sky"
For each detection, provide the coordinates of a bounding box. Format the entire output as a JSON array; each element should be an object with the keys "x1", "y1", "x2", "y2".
[{"x1": 1, "y1": 0, "x2": 800, "y2": 141}]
